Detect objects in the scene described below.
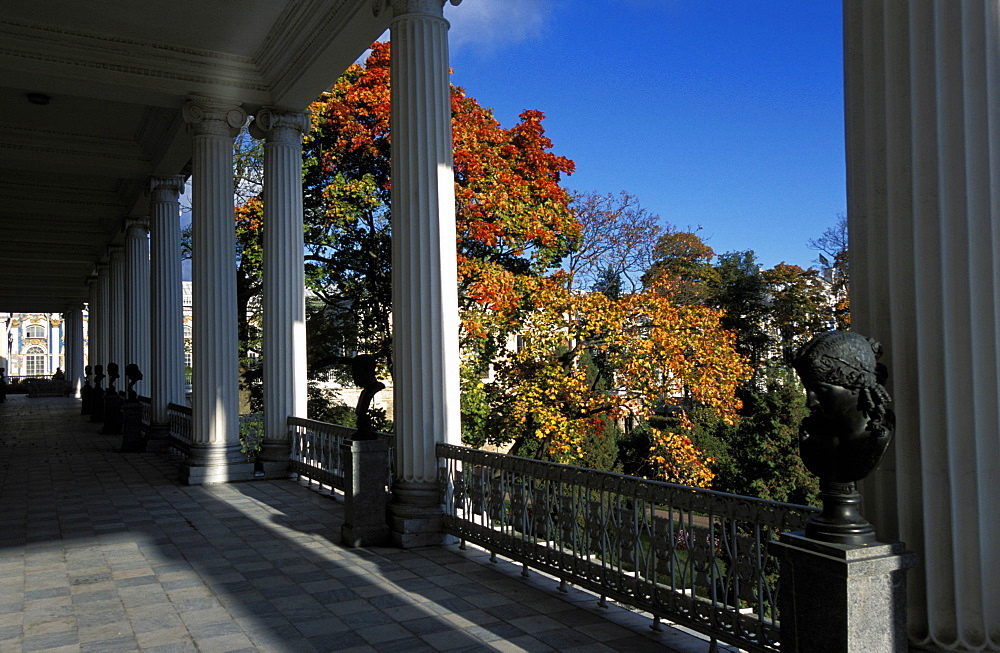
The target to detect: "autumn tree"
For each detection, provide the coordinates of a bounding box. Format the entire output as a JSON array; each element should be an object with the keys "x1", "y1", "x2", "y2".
[
  {"x1": 300, "y1": 42, "x2": 578, "y2": 380},
  {"x1": 478, "y1": 273, "x2": 750, "y2": 487},
  {"x1": 762, "y1": 263, "x2": 836, "y2": 363},
  {"x1": 642, "y1": 228, "x2": 717, "y2": 304}
]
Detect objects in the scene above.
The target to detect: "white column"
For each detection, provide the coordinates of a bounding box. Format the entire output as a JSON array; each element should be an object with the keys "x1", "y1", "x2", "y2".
[
  {"x1": 65, "y1": 306, "x2": 84, "y2": 396},
  {"x1": 384, "y1": 0, "x2": 462, "y2": 546},
  {"x1": 108, "y1": 246, "x2": 126, "y2": 383},
  {"x1": 1, "y1": 313, "x2": 8, "y2": 372},
  {"x1": 149, "y1": 176, "x2": 187, "y2": 426},
  {"x1": 846, "y1": 1, "x2": 1000, "y2": 649},
  {"x1": 86, "y1": 276, "x2": 97, "y2": 373},
  {"x1": 95, "y1": 262, "x2": 110, "y2": 371},
  {"x1": 250, "y1": 108, "x2": 310, "y2": 476},
  {"x1": 125, "y1": 219, "x2": 151, "y2": 392},
  {"x1": 181, "y1": 98, "x2": 253, "y2": 484}
]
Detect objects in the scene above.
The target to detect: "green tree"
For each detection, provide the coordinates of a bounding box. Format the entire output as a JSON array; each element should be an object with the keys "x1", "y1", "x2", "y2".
[
  {"x1": 710, "y1": 366, "x2": 819, "y2": 505},
  {"x1": 707, "y1": 250, "x2": 771, "y2": 370},
  {"x1": 642, "y1": 228, "x2": 717, "y2": 304},
  {"x1": 762, "y1": 263, "x2": 836, "y2": 364}
]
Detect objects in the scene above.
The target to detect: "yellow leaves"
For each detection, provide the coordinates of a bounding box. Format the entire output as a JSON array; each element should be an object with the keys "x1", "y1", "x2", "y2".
[
  {"x1": 649, "y1": 427, "x2": 715, "y2": 488},
  {"x1": 480, "y1": 272, "x2": 750, "y2": 484}
]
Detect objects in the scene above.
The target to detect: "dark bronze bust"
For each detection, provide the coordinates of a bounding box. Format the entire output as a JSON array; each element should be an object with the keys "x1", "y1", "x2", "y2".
[
  {"x1": 107, "y1": 362, "x2": 120, "y2": 394},
  {"x1": 351, "y1": 354, "x2": 385, "y2": 441},
  {"x1": 125, "y1": 363, "x2": 143, "y2": 401},
  {"x1": 792, "y1": 330, "x2": 895, "y2": 544}
]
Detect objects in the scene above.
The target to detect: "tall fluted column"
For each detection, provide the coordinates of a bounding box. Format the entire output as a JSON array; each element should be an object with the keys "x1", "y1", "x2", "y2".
[
  {"x1": 148, "y1": 176, "x2": 187, "y2": 429},
  {"x1": 95, "y1": 262, "x2": 110, "y2": 370},
  {"x1": 250, "y1": 109, "x2": 311, "y2": 477},
  {"x1": 846, "y1": 2, "x2": 1000, "y2": 649},
  {"x1": 383, "y1": 0, "x2": 462, "y2": 547},
  {"x1": 181, "y1": 98, "x2": 253, "y2": 484},
  {"x1": 108, "y1": 246, "x2": 126, "y2": 378},
  {"x1": 65, "y1": 306, "x2": 84, "y2": 396},
  {"x1": 86, "y1": 276, "x2": 97, "y2": 370},
  {"x1": 125, "y1": 219, "x2": 151, "y2": 388}
]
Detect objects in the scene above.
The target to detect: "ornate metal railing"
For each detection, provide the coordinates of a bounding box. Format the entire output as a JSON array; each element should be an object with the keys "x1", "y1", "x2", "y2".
[
  {"x1": 287, "y1": 417, "x2": 394, "y2": 491},
  {"x1": 166, "y1": 402, "x2": 193, "y2": 457},
  {"x1": 437, "y1": 444, "x2": 819, "y2": 652},
  {"x1": 137, "y1": 395, "x2": 152, "y2": 430}
]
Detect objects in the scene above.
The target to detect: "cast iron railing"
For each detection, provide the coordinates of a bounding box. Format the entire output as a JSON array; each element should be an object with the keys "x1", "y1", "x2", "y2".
[
  {"x1": 287, "y1": 417, "x2": 394, "y2": 491},
  {"x1": 166, "y1": 402, "x2": 192, "y2": 456},
  {"x1": 437, "y1": 444, "x2": 819, "y2": 652},
  {"x1": 137, "y1": 395, "x2": 152, "y2": 430}
]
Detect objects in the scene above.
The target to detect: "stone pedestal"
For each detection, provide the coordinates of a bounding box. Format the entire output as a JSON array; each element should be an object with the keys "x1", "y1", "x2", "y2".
[
  {"x1": 80, "y1": 384, "x2": 93, "y2": 415},
  {"x1": 102, "y1": 393, "x2": 123, "y2": 434},
  {"x1": 145, "y1": 422, "x2": 170, "y2": 452},
  {"x1": 340, "y1": 439, "x2": 390, "y2": 547},
  {"x1": 770, "y1": 532, "x2": 917, "y2": 653},
  {"x1": 120, "y1": 400, "x2": 145, "y2": 452},
  {"x1": 90, "y1": 389, "x2": 105, "y2": 422}
]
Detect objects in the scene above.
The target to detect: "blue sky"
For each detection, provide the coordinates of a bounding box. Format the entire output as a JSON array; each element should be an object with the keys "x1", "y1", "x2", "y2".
[{"x1": 443, "y1": 0, "x2": 846, "y2": 270}]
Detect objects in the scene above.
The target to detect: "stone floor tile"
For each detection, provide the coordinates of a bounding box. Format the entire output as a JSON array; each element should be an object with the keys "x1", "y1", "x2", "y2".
[
  {"x1": 21, "y1": 629, "x2": 80, "y2": 652},
  {"x1": 422, "y1": 627, "x2": 497, "y2": 651},
  {"x1": 381, "y1": 603, "x2": 434, "y2": 622},
  {"x1": 0, "y1": 397, "x2": 708, "y2": 653}
]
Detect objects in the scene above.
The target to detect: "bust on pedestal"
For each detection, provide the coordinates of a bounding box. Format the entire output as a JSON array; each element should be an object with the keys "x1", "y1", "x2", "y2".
[{"x1": 771, "y1": 331, "x2": 917, "y2": 652}]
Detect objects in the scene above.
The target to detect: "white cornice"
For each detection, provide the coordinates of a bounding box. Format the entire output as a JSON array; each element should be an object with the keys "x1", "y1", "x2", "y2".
[
  {"x1": 256, "y1": 0, "x2": 388, "y2": 108},
  {"x1": 0, "y1": 20, "x2": 270, "y2": 102},
  {"x1": 0, "y1": 123, "x2": 148, "y2": 166}
]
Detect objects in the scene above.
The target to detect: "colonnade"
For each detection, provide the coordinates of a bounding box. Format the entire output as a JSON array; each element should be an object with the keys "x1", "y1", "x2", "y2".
[
  {"x1": 847, "y1": 0, "x2": 1000, "y2": 647},
  {"x1": 74, "y1": 0, "x2": 459, "y2": 543}
]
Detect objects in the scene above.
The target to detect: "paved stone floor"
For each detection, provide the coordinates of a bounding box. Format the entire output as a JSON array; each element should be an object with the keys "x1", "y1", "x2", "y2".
[{"x1": 0, "y1": 395, "x2": 728, "y2": 653}]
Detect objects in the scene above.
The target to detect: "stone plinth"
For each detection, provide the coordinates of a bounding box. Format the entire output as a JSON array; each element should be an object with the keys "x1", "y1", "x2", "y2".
[
  {"x1": 90, "y1": 389, "x2": 105, "y2": 422},
  {"x1": 102, "y1": 393, "x2": 123, "y2": 434},
  {"x1": 770, "y1": 532, "x2": 917, "y2": 653},
  {"x1": 120, "y1": 400, "x2": 145, "y2": 452},
  {"x1": 145, "y1": 422, "x2": 170, "y2": 452},
  {"x1": 340, "y1": 439, "x2": 390, "y2": 547}
]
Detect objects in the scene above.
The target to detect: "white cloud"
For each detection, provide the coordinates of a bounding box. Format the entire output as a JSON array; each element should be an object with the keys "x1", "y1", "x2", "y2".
[{"x1": 444, "y1": 0, "x2": 555, "y2": 53}]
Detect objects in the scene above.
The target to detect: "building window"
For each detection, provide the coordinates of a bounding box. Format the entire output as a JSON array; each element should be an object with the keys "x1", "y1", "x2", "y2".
[
  {"x1": 25, "y1": 346, "x2": 46, "y2": 376},
  {"x1": 25, "y1": 324, "x2": 45, "y2": 339},
  {"x1": 184, "y1": 351, "x2": 192, "y2": 368}
]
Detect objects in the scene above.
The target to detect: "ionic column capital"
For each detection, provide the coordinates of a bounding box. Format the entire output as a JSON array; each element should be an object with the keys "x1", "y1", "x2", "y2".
[
  {"x1": 125, "y1": 218, "x2": 149, "y2": 237},
  {"x1": 148, "y1": 175, "x2": 186, "y2": 203},
  {"x1": 107, "y1": 245, "x2": 124, "y2": 261},
  {"x1": 248, "y1": 108, "x2": 311, "y2": 143},
  {"x1": 182, "y1": 98, "x2": 246, "y2": 139},
  {"x1": 373, "y1": 0, "x2": 458, "y2": 19}
]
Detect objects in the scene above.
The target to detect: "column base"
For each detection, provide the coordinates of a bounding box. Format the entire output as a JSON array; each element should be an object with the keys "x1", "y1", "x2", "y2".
[
  {"x1": 770, "y1": 531, "x2": 918, "y2": 653},
  {"x1": 389, "y1": 479, "x2": 456, "y2": 548},
  {"x1": 179, "y1": 443, "x2": 254, "y2": 485}
]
